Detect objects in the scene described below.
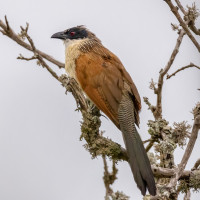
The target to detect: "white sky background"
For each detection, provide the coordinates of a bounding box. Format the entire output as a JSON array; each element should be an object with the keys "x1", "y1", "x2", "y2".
[{"x1": 0, "y1": 0, "x2": 200, "y2": 199}]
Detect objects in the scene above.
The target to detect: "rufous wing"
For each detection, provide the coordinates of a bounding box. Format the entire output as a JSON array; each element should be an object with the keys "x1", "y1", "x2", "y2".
[{"x1": 75, "y1": 46, "x2": 141, "y2": 128}]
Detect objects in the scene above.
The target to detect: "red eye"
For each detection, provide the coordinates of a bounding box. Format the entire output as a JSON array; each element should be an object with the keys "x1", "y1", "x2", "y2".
[{"x1": 70, "y1": 31, "x2": 75, "y2": 36}]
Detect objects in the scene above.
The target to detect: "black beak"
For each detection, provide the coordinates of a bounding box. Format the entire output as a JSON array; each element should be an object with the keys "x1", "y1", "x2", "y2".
[{"x1": 51, "y1": 31, "x2": 66, "y2": 39}]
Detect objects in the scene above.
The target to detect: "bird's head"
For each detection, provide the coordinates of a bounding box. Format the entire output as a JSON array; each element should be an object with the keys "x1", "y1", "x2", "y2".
[
  {"x1": 51, "y1": 25, "x2": 101, "y2": 43},
  {"x1": 51, "y1": 25, "x2": 89, "y2": 41},
  {"x1": 51, "y1": 26, "x2": 101, "y2": 51}
]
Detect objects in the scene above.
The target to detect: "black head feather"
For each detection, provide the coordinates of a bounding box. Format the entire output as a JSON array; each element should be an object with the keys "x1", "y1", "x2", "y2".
[{"x1": 51, "y1": 25, "x2": 88, "y2": 40}]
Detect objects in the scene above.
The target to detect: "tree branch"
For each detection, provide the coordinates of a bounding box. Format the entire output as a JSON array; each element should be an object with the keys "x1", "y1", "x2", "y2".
[
  {"x1": 175, "y1": 0, "x2": 200, "y2": 36},
  {"x1": 102, "y1": 156, "x2": 118, "y2": 199},
  {"x1": 168, "y1": 114, "x2": 200, "y2": 188},
  {"x1": 154, "y1": 29, "x2": 185, "y2": 119},
  {"x1": 192, "y1": 158, "x2": 200, "y2": 170},
  {"x1": 16, "y1": 23, "x2": 60, "y2": 81},
  {"x1": 174, "y1": 0, "x2": 186, "y2": 15},
  {"x1": 167, "y1": 63, "x2": 200, "y2": 79},
  {"x1": 164, "y1": 0, "x2": 200, "y2": 52},
  {"x1": 145, "y1": 140, "x2": 155, "y2": 152},
  {"x1": 103, "y1": 156, "x2": 113, "y2": 199},
  {"x1": 183, "y1": 190, "x2": 191, "y2": 200},
  {"x1": 0, "y1": 16, "x2": 64, "y2": 68}
]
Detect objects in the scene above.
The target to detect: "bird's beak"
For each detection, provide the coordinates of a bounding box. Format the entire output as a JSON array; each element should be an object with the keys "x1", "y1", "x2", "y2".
[{"x1": 51, "y1": 31, "x2": 66, "y2": 40}]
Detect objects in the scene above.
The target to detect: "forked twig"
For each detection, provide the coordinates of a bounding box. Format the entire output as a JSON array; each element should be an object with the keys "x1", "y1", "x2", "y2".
[{"x1": 167, "y1": 63, "x2": 200, "y2": 79}]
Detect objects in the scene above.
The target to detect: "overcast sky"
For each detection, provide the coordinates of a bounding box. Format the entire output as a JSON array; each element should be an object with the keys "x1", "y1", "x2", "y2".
[{"x1": 0, "y1": 0, "x2": 200, "y2": 199}]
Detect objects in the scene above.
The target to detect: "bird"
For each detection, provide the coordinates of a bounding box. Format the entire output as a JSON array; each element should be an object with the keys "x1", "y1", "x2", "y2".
[{"x1": 51, "y1": 26, "x2": 156, "y2": 196}]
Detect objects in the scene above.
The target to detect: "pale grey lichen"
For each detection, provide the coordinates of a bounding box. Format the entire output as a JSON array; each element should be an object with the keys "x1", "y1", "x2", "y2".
[
  {"x1": 155, "y1": 140, "x2": 176, "y2": 154},
  {"x1": 147, "y1": 119, "x2": 169, "y2": 139},
  {"x1": 172, "y1": 121, "x2": 191, "y2": 148},
  {"x1": 179, "y1": 170, "x2": 200, "y2": 193},
  {"x1": 111, "y1": 191, "x2": 129, "y2": 200},
  {"x1": 192, "y1": 102, "x2": 200, "y2": 118},
  {"x1": 190, "y1": 170, "x2": 200, "y2": 192},
  {"x1": 148, "y1": 152, "x2": 159, "y2": 166}
]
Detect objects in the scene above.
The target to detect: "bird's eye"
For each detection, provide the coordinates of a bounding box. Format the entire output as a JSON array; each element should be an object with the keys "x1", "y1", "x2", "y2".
[{"x1": 70, "y1": 31, "x2": 75, "y2": 36}]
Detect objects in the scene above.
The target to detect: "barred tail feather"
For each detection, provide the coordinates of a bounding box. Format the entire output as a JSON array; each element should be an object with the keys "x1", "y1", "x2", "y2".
[{"x1": 118, "y1": 92, "x2": 156, "y2": 196}]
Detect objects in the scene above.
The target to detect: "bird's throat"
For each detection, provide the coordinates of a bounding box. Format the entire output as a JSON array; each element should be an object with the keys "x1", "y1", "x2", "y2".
[{"x1": 64, "y1": 39, "x2": 87, "y2": 80}]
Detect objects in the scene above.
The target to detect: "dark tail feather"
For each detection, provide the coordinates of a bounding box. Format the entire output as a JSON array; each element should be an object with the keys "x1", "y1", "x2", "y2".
[{"x1": 118, "y1": 93, "x2": 156, "y2": 196}]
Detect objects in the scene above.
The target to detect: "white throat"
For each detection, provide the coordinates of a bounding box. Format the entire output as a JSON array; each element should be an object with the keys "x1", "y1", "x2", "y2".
[
  {"x1": 64, "y1": 38, "x2": 86, "y2": 80},
  {"x1": 64, "y1": 39, "x2": 78, "y2": 49}
]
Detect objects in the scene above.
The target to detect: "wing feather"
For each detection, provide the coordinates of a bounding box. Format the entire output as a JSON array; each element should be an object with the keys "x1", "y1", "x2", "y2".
[{"x1": 75, "y1": 47, "x2": 141, "y2": 127}]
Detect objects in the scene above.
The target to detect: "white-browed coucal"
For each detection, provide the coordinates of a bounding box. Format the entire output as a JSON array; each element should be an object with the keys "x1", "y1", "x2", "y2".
[{"x1": 51, "y1": 26, "x2": 156, "y2": 196}]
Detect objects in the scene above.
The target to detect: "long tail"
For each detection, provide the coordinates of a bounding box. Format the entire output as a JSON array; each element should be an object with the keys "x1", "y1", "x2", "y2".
[{"x1": 118, "y1": 92, "x2": 156, "y2": 196}]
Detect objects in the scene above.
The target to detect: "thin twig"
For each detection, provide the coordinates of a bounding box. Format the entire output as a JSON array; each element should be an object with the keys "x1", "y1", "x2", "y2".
[
  {"x1": 186, "y1": 3, "x2": 200, "y2": 36},
  {"x1": 175, "y1": 0, "x2": 200, "y2": 36},
  {"x1": 143, "y1": 96, "x2": 156, "y2": 115},
  {"x1": 164, "y1": 0, "x2": 200, "y2": 52},
  {"x1": 143, "y1": 139, "x2": 152, "y2": 144},
  {"x1": 152, "y1": 166, "x2": 194, "y2": 179},
  {"x1": 167, "y1": 63, "x2": 200, "y2": 79},
  {"x1": 0, "y1": 16, "x2": 64, "y2": 68},
  {"x1": 20, "y1": 23, "x2": 36, "y2": 51},
  {"x1": 17, "y1": 24, "x2": 60, "y2": 82},
  {"x1": 174, "y1": 0, "x2": 186, "y2": 15},
  {"x1": 102, "y1": 156, "x2": 119, "y2": 199},
  {"x1": 154, "y1": 29, "x2": 185, "y2": 119},
  {"x1": 178, "y1": 115, "x2": 200, "y2": 171},
  {"x1": 5, "y1": 16, "x2": 10, "y2": 31},
  {"x1": 188, "y1": 23, "x2": 200, "y2": 36},
  {"x1": 102, "y1": 156, "x2": 113, "y2": 199},
  {"x1": 17, "y1": 54, "x2": 37, "y2": 61},
  {"x1": 192, "y1": 158, "x2": 200, "y2": 170},
  {"x1": 183, "y1": 190, "x2": 191, "y2": 200},
  {"x1": 37, "y1": 55, "x2": 60, "y2": 81},
  {"x1": 145, "y1": 140, "x2": 155, "y2": 152},
  {"x1": 168, "y1": 115, "x2": 200, "y2": 188}
]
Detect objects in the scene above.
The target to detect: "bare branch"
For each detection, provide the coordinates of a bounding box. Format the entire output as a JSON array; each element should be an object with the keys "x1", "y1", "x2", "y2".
[
  {"x1": 167, "y1": 63, "x2": 200, "y2": 79},
  {"x1": 186, "y1": 3, "x2": 200, "y2": 36},
  {"x1": 188, "y1": 23, "x2": 200, "y2": 36},
  {"x1": 145, "y1": 140, "x2": 155, "y2": 152},
  {"x1": 102, "y1": 156, "x2": 113, "y2": 199},
  {"x1": 160, "y1": 29, "x2": 185, "y2": 79},
  {"x1": 143, "y1": 97, "x2": 156, "y2": 115},
  {"x1": 168, "y1": 114, "x2": 200, "y2": 188},
  {"x1": 192, "y1": 158, "x2": 200, "y2": 170},
  {"x1": 17, "y1": 54, "x2": 37, "y2": 61},
  {"x1": 154, "y1": 29, "x2": 185, "y2": 119},
  {"x1": 143, "y1": 139, "x2": 152, "y2": 144},
  {"x1": 4, "y1": 16, "x2": 10, "y2": 31},
  {"x1": 16, "y1": 23, "x2": 60, "y2": 82},
  {"x1": 183, "y1": 190, "x2": 191, "y2": 200},
  {"x1": 0, "y1": 29, "x2": 6, "y2": 35},
  {"x1": 0, "y1": 17, "x2": 64, "y2": 68},
  {"x1": 102, "y1": 156, "x2": 119, "y2": 199},
  {"x1": 164, "y1": 0, "x2": 200, "y2": 52},
  {"x1": 37, "y1": 55, "x2": 60, "y2": 81},
  {"x1": 149, "y1": 79, "x2": 158, "y2": 94},
  {"x1": 175, "y1": 1, "x2": 200, "y2": 36},
  {"x1": 20, "y1": 23, "x2": 36, "y2": 51},
  {"x1": 174, "y1": 0, "x2": 187, "y2": 15},
  {"x1": 152, "y1": 166, "x2": 198, "y2": 180},
  {"x1": 180, "y1": 115, "x2": 200, "y2": 166}
]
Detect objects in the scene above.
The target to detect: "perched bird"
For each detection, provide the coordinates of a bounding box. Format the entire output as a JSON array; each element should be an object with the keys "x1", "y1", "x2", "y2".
[{"x1": 51, "y1": 26, "x2": 156, "y2": 196}]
